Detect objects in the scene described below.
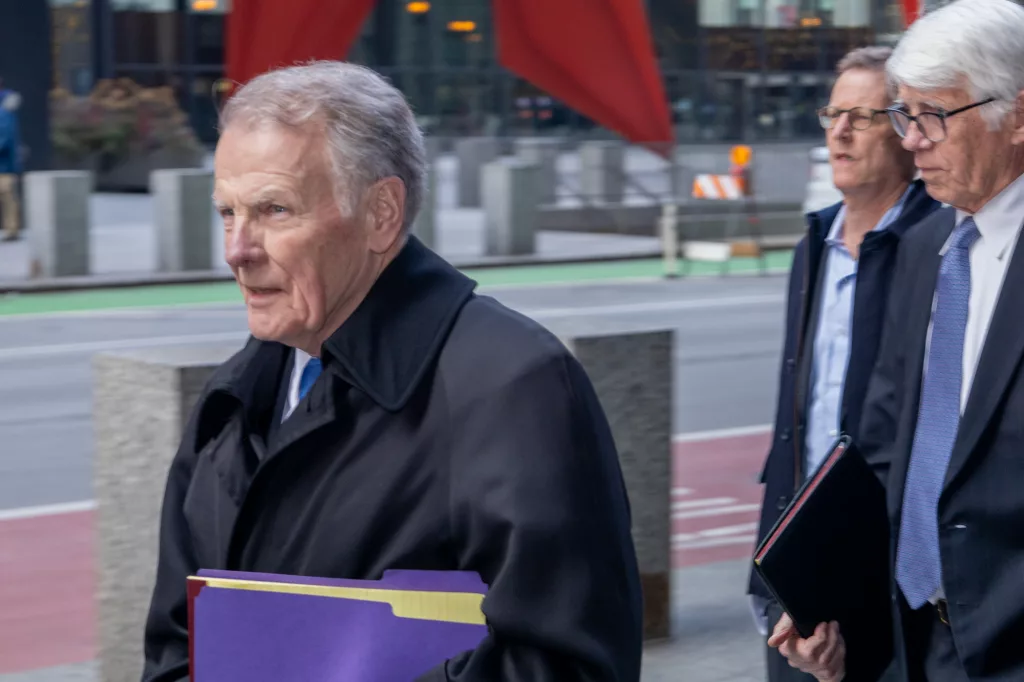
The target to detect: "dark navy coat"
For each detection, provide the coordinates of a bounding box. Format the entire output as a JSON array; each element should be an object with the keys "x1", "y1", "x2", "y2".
[{"x1": 749, "y1": 180, "x2": 940, "y2": 600}]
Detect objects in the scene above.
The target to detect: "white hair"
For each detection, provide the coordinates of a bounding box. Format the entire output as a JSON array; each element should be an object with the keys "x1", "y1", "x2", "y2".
[
  {"x1": 220, "y1": 61, "x2": 426, "y2": 231},
  {"x1": 887, "y1": 0, "x2": 1024, "y2": 130}
]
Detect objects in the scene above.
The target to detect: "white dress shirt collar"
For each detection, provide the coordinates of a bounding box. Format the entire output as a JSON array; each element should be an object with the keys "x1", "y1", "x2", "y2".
[
  {"x1": 949, "y1": 171, "x2": 1024, "y2": 259},
  {"x1": 283, "y1": 348, "x2": 314, "y2": 422}
]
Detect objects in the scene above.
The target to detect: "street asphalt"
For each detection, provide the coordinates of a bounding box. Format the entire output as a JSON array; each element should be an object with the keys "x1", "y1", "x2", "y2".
[
  {"x1": 0, "y1": 273, "x2": 786, "y2": 511},
  {"x1": 0, "y1": 272, "x2": 787, "y2": 682}
]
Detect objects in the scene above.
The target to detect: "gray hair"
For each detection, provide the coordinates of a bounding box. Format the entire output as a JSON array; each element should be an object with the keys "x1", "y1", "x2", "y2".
[
  {"x1": 837, "y1": 46, "x2": 895, "y2": 100},
  {"x1": 837, "y1": 46, "x2": 892, "y2": 76},
  {"x1": 220, "y1": 61, "x2": 426, "y2": 231},
  {"x1": 887, "y1": 0, "x2": 1024, "y2": 129}
]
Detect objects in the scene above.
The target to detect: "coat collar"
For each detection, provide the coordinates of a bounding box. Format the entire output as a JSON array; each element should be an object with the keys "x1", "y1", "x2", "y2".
[
  {"x1": 194, "y1": 236, "x2": 477, "y2": 450},
  {"x1": 806, "y1": 179, "x2": 936, "y2": 249},
  {"x1": 320, "y1": 235, "x2": 477, "y2": 411}
]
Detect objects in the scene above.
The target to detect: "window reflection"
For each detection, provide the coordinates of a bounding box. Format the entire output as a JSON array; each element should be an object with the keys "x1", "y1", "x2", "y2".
[
  {"x1": 47, "y1": 0, "x2": 915, "y2": 145},
  {"x1": 112, "y1": 0, "x2": 180, "y2": 66},
  {"x1": 50, "y1": 0, "x2": 94, "y2": 95}
]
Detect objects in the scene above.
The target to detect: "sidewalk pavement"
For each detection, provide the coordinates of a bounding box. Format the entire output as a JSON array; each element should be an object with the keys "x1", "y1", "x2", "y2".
[{"x1": 0, "y1": 559, "x2": 765, "y2": 682}]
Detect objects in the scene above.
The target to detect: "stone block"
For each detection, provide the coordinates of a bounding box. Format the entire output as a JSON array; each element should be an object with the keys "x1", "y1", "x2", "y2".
[
  {"x1": 93, "y1": 345, "x2": 239, "y2": 682},
  {"x1": 152, "y1": 169, "x2": 215, "y2": 272},
  {"x1": 482, "y1": 158, "x2": 538, "y2": 257},
  {"x1": 562, "y1": 329, "x2": 673, "y2": 640},
  {"x1": 25, "y1": 170, "x2": 91, "y2": 277},
  {"x1": 580, "y1": 141, "x2": 625, "y2": 204},
  {"x1": 514, "y1": 138, "x2": 559, "y2": 204},
  {"x1": 412, "y1": 158, "x2": 437, "y2": 250},
  {"x1": 455, "y1": 137, "x2": 500, "y2": 207}
]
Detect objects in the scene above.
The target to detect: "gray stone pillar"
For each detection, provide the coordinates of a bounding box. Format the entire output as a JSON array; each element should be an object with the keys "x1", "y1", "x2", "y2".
[
  {"x1": 514, "y1": 138, "x2": 559, "y2": 204},
  {"x1": 580, "y1": 141, "x2": 625, "y2": 204},
  {"x1": 455, "y1": 136, "x2": 500, "y2": 207},
  {"x1": 423, "y1": 135, "x2": 443, "y2": 165},
  {"x1": 152, "y1": 169, "x2": 215, "y2": 272},
  {"x1": 412, "y1": 158, "x2": 437, "y2": 250},
  {"x1": 93, "y1": 345, "x2": 238, "y2": 682},
  {"x1": 25, "y1": 170, "x2": 91, "y2": 277},
  {"x1": 482, "y1": 158, "x2": 539, "y2": 257},
  {"x1": 561, "y1": 329, "x2": 673, "y2": 640}
]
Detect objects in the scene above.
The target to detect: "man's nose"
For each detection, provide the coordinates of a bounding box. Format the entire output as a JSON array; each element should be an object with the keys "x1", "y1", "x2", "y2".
[
  {"x1": 901, "y1": 123, "x2": 931, "y2": 152},
  {"x1": 224, "y1": 217, "x2": 261, "y2": 268},
  {"x1": 830, "y1": 114, "x2": 853, "y2": 139}
]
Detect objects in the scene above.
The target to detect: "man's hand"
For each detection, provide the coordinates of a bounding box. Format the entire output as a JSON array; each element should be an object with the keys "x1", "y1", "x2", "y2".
[{"x1": 767, "y1": 612, "x2": 846, "y2": 682}]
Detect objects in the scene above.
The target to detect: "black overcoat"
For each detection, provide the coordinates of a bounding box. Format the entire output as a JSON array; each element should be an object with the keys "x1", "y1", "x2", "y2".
[{"x1": 142, "y1": 236, "x2": 643, "y2": 682}]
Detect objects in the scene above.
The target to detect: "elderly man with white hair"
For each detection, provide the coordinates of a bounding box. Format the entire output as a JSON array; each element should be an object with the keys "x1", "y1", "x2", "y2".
[
  {"x1": 140, "y1": 62, "x2": 643, "y2": 682},
  {"x1": 772, "y1": 0, "x2": 1024, "y2": 680}
]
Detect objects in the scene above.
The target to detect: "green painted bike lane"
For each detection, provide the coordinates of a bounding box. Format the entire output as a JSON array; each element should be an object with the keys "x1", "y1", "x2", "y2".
[{"x1": 0, "y1": 252, "x2": 793, "y2": 317}]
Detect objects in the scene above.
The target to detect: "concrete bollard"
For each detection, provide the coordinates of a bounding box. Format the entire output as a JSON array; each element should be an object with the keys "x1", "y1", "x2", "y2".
[
  {"x1": 25, "y1": 170, "x2": 91, "y2": 277},
  {"x1": 455, "y1": 137, "x2": 500, "y2": 207},
  {"x1": 562, "y1": 329, "x2": 673, "y2": 640},
  {"x1": 151, "y1": 169, "x2": 215, "y2": 272},
  {"x1": 93, "y1": 345, "x2": 240, "y2": 682},
  {"x1": 482, "y1": 158, "x2": 539, "y2": 257},
  {"x1": 514, "y1": 138, "x2": 560, "y2": 204},
  {"x1": 412, "y1": 158, "x2": 437, "y2": 250},
  {"x1": 423, "y1": 135, "x2": 443, "y2": 165},
  {"x1": 580, "y1": 141, "x2": 625, "y2": 204}
]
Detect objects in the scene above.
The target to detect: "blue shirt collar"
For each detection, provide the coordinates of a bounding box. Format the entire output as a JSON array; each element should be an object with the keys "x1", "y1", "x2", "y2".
[{"x1": 826, "y1": 184, "x2": 913, "y2": 248}]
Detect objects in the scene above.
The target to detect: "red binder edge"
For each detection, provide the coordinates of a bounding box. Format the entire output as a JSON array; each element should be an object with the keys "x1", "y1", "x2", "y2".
[
  {"x1": 187, "y1": 577, "x2": 209, "y2": 682},
  {"x1": 754, "y1": 438, "x2": 849, "y2": 564}
]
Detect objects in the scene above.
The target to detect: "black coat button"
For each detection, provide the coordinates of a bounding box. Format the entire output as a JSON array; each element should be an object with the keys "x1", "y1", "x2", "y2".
[
  {"x1": 776, "y1": 496, "x2": 790, "y2": 510},
  {"x1": 785, "y1": 358, "x2": 796, "y2": 372},
  {"x1": 780, "y1": 429, "x2": 791, "y2": 442}
]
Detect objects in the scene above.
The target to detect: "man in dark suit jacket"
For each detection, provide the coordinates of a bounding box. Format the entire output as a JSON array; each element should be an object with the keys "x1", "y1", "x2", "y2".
[
  {"x1": 750, "y1": 45, "x2": 940, "y2": 682},
  {"x1": 772, "y1": 1, "x2": 1024, "y2": 680}
]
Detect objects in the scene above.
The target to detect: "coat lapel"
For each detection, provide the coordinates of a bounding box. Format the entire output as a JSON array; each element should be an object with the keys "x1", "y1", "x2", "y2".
[{"x1": 944, "y1": 227, "x2": 1024, "y2": 490}]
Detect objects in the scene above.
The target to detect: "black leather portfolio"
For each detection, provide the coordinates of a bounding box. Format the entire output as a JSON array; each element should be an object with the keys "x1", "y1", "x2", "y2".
[{"x1": 753, "y1": 435, "x2": 894, "y2": 681}]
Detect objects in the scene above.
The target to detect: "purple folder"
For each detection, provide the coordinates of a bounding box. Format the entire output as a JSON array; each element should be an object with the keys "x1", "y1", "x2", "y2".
[{"x1": 188, "y1": 569, "x2": 489, "y2": 681}]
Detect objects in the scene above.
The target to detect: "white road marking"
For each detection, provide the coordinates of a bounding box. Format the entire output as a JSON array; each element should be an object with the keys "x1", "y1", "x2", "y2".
[
  {"x1": 673, "y1": 534, "x2": 757, "y2": 550},
  {"x1": 671, "y1": 487, "x2": 693, "y2": 497},
  {"x1": 671, "y1": 522, "x2": 758, "y2": 543},
  {"x1": 672, "y1": 503, "x2": 761, "y2": 520},
  {"x1": 0, "y1": 331, "x2": 249, "y2": 361},
  {"x1": 673, "y1": 424, "x2": 773, "y2": 443},
  {"x1": 671, "y1": 497, "x2": 736, "y2": 512},
  {"x1": 0, "y1": 500, "x2": 97, "y2": 521},
  {"x1": 0, "y1": 277, "x2": 785, "y2": 322}
]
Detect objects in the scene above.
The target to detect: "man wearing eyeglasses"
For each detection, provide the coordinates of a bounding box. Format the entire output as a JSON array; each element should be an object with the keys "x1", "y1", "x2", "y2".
[
  {"x1": 750, "y1": 44, "x2": 940, "y2": 682},
  {"x1": 773, "y1": 0, "x2": 1024, "y2": 680}
]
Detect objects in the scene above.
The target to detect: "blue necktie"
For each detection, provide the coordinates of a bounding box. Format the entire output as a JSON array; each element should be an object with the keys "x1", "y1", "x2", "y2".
[
  {"x1": 298, "y1": 357, "x2": 323, "y2": 402},
  {"x1": 895, "y1": 217, "x2": 979, "y2": 609}
]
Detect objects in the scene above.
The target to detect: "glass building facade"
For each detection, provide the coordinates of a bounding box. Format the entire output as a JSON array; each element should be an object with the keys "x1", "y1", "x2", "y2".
[{"x1": 47, "y1": 0, "x2": 913, "y2": 145}]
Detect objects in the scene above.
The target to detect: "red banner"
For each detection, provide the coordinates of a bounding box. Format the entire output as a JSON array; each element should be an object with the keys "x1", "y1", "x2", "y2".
[
  {"x1": 493, "y1": 0, "x2": 673, "y2": 148},
  {"x1": 902, "y1": 0, "x2": 921, "y2": 26},
  {"x1": 225, "y1": 0, "x2": 673, "y2": 148},
  {"x1": 226, "y1": 0, "x2": 377, "y2": 90}
]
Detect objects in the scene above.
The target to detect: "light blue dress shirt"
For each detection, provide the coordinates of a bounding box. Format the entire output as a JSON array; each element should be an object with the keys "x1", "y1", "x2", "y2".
[{"x1": 803, "y1": 188, "x2": 910, "y2": 478}]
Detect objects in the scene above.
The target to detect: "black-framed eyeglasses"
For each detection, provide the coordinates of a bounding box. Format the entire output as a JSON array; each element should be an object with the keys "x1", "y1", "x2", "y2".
[
  {"x1": 886, "y1": 98, "x2": 995, "y2": 143},
  {"x1": 817, "y1": 106, "x2": 889, "y2": 131}
]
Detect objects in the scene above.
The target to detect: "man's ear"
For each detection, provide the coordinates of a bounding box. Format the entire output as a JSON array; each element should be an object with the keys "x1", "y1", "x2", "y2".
[
  {"x1": 364, "y1": 177, "x2": 407, "y2": 254},
  {"x1": 1011, "y1": 89, "x2": 1024, "y2": 145}
]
